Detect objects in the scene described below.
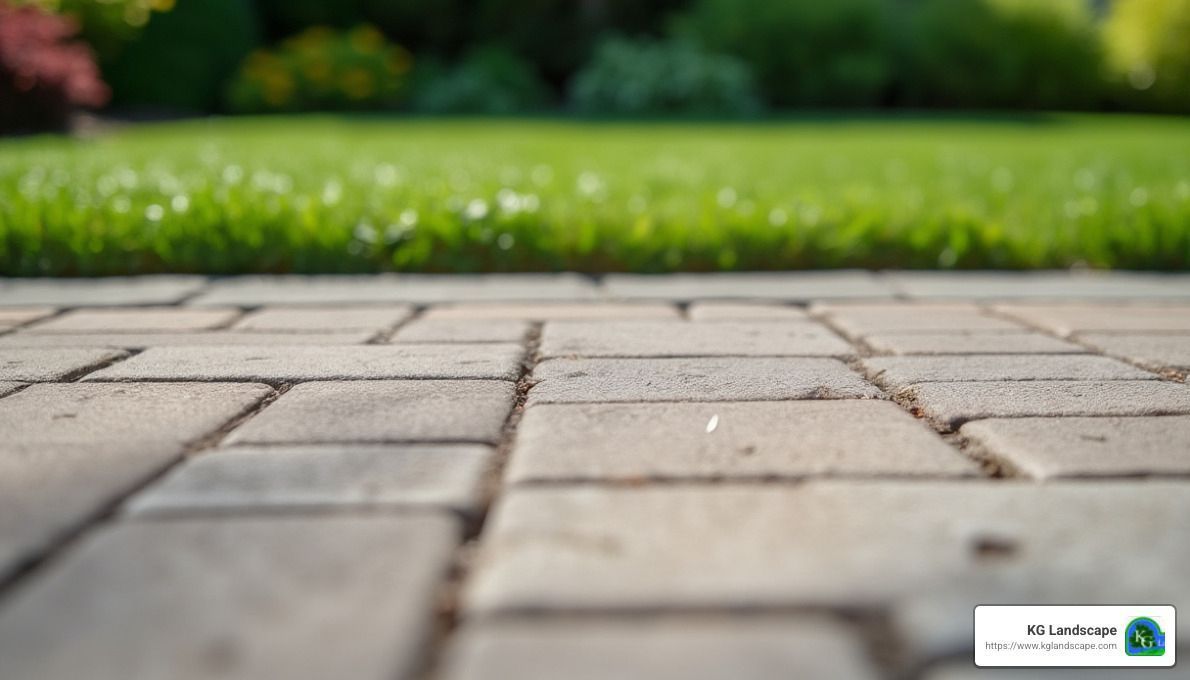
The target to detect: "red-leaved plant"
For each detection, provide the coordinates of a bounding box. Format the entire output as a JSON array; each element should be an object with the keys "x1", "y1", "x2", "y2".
[{"x1": 0, "y1": 1, "x2": 109, "y2": 133}]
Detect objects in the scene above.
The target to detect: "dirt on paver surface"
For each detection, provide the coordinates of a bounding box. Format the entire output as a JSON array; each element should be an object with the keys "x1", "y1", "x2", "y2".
[{"x1": 0, "y1": 271, "x2": 1188, "y2": 680}]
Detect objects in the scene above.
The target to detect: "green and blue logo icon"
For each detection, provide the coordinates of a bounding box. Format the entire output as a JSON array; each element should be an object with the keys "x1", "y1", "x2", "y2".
[{"x1": 1124, "y1": 617, "x2": 1166, "y2": 657}]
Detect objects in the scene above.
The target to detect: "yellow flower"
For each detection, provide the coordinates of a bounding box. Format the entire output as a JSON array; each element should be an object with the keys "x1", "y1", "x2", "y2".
[
  {"x1": 386, "y1": 47, "x2": 412, "y2": 75},
  {"x1": 149, "y1": 0, "x2": 175, "y2": 12},
  {"x1": 349, "y1": 25, "x2": 384, "y2": 52}
]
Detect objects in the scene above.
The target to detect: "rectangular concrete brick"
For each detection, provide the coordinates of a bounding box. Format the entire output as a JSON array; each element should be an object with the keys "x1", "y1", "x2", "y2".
[
  {"x1": 602, "y1": 271, "x2": 894, "y2": 301},
  {"x1": 391, "y1": 319, "x2": 531, "y2": 343},
  {"x1": 83, "y1": 344, "x2": 525, "y2": 382},
  {"x1": 529, "y1": 357, "x2": 883, "y2": 404},
  {"x1": 127, "y1": 444, "x2": 493, "y2": 516},
  {"x1": 188, "y1": 274, "x2": 597, "y2": 306},
  {"x1": 227, "y1": 380, "x2": 517, "y2": 445},
  {"x1": 442, "y1": 619, "x2": 881, "y2": 680},
  {"x1": 961, "y1": 416, "x2": 1190, "y2": 479},
  {"x1": 0, "y1": 348, "x2": 126, "y2": 381},
  {"x1": 1078, "y1": 333, "x2": 1190, "y2": 372},
  {"x1": 994, "y1": 303, "x2": 1190, "y2": 336},
  {"x1": 0, "y1": 276, "x2": 207, "y2": 306},
  {"x1": 0, "y1": 382, "x2": 271, "y2": 579},
  {"x1": 865, "y1": 331, "x2": 1084, "y2": 355},
  {"x1": 0, "y1": 381, "x2": 24, "y2": 397},
  {"x1": 818, "y1": 304, "x2": 1024, "y2": 336},
  {"x1": 901, "y1": 380, "x2": 1190, "y2": 429},
  {"x1": 539, "y1": 320, "x2": 854, "y2": 358},
  {"x1": 0, "y1": 307, "x2": 55, "y2": 331},
  {"x1": 463, "y1": 481, "x2": 1190, "y2": 616},
  {"x1": 0, "y1": 331, "x2": 376, "y2": 348},
  {"x1": 861, "y1": 354, "x2": 1156, "y2": 390},
  {"x1": 231, "y1": 305, "x2": 413, "y2": 332},
  {"x1": 0, "y1": 515, "x2": 457, "y2": 680},
  {"x1": 888, "y1": 271, "x2": 1190, "y2": 300},
  {"x1": 26, "y1": 307, "x2": 240, "y2": 333},
  {"x1": 508, "y1": 401, "x2": 974, "y2": 482},
  {"x1": 686, "y1": 302, "x2": 808, "y2": 321},
  {"x1": 422, "y1": 302, "x2": 680, "y2": 321}
]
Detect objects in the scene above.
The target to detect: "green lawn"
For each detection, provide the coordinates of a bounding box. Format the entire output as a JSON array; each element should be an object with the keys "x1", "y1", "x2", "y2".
[{"x1": 2, "y1": 114, "x2": 1188, "y2": 275}]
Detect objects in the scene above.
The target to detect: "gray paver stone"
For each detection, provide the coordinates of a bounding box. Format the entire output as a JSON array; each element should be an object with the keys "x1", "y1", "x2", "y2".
[
  {"x1": 539, "y1": 320, "x2": 853, "y2": 358},
  {"x1": 862, "y1": 354, "x2": 1155, "y2": 390},
  {"x1": 0, "y1": 276, "x2": 207, "y2": 306},
  {"x1": 463, "y1": 481, "x2": 1190, "y2": 616},
  {"x1": 391, "y1": 319, "x2": 531, "y2": 344},
  {"x1": 442, "y1": 619, "x2": 881, "y2": 680},
  {"x1": 507, "y1": 400, "x2": 973, "y2": 482},
  {"x1": 0, "y1": 382, "x2": 271, "y2": 578},
  {"x1": 1078, "y1": 333, "x2": 1190, "y2": 372},
  {"x1": 0, "y1": 348, "x2": 126, "y2": 381},
  {"x1": 83, "y1": 344, "x2": 525, "y2": 382},
  {"x1": 421, "y1": 302, "x2": 680, "y2": 321},
  {"x1": 961, "y1": 416, "x2": 1190, "y2": 479},
  {"x1": 994, "y1": 303, "x2": 1190, "y2": 335},
  {"x1": 0, "y1": 381, "x2": 24, "y2": 397},
  {"x1": 821, "y1": 305, "x2": 1024, "y2": 336},
  {"x1": 231, "y1": 305, "x2": 413, "y2": 332},
  {"x1": 27, "y1": 307, "x2": 239, "y2": 333},
  {"x1": 127, "y1": 444, "x2": 493, "y2": 516},
  {"x1": 865, "y1": 332, "x2": 1084, "y2": 355},
  {"x1": 685, "y1": 303, "x2": 808, "y2": 321},
  {"x1": 887, "y1": 271, "x2": 1190, "y2": 301},
  {"x1": 0, "y1": 515, "x2": 458, "y2": 680},
  {"x1": 528, "y1": 357, "x2": 883, "y2": 403},
  {"x1": 602, "y1": 271, "x2": 894, "y2": 300},
  {"x1": 227, "y1": 380, "x2": 517, "y2": 445},
  {"x1": 0, "y1": 307, "x2": 56, "y2": 330},
  {"x1": 901, "y1": 380, "x2": 1190, "y2": 429},
  {"x1": 0, "y1": 331, "x2": 376, "y2": 348}
]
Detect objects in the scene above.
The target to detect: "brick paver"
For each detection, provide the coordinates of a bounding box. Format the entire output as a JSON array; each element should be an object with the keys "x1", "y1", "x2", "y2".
[
  {"x1": 508, "y1": 401, "x2": 974, "y2": 482},
  {"x1": 0, "y1": 330, "x2": 377, "y2": 348},
  {"x1": 26, "y1": 307, "x2": 240, "y2": 333},
  {"x1": 529, "y1": 357, "x2": 882, "y2": 403},
  {"x1": 227, "y1": 380, "x2": 517, "y2": 444},
  {"x1": 685, "y1": 302, "x2": 808, "y2": 320},
  {"x1": 391, "y1": 319, "x2": 531, "y2": 343},
  {"x1": 442, "y1": 619, "x2": 881, "y2": 680},
  {"x1": 0, "y1": 515, "x2": 457, "y2": 680},
  {"x1": 0, "y1": 382, "x2": 271, "y2": 578},
  {"x1": 83, "y1": 344, "x2": 525, "y2": 382},
  {"x1": 3, "y1": 272, "x2": 1190, "y2": 680},
  {"x1": 127, "y1": 444, "x2": 493, "y2": 516},
  {"x1": 463, "y1": 482, "x2": 1190, "y2": 616},
  {"x1": 961, "y1": 416, "x2": 1190, "y2": 479},
  {"x1": 539, "y1": 320, "x2": 852, "y2": 358},
  {"x1": 421, "y1": 302, "x2": 680, "y2": 320},
  {"x1": 861, "y1": 354, "x2": 1155, "y2": 390},
  {"x1": 994, "y1": 303, "x2": 1190, "y2": 335},
  {"x1": 231, "y1": 305, "x2": 413, "y2": 332},
  {"x1": 902, "y1": 380, "x2": 1190, "y2": 429},
  {"x1": 1077, "y1": 332, "x2": 1190, "y2": 372},
  {"x1": 0, "y1": 307, "x2": 55, "y2": 331},
  {"x1": 864, "y1": 331, "x2": 1084, "y2": 355},
  {"x1": 0, "y1": 347, "x2": 126, "y2": 381}
]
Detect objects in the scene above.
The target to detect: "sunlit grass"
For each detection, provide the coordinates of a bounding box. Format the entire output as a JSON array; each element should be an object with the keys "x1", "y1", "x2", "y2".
[{"x1": 1, "y1": 114, "x2": 1188, "y2": 275}]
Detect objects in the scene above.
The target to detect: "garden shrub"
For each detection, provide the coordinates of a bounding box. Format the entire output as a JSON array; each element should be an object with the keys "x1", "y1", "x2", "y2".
[
  {"x1": 411, "y1": 47, "x2": 550, "y2": 114},
  {"x1": 1104, "y1": 0, "x2": 1190, "y2": 113},
  {"x1": 570, "y1": 36, "x2": 762, "y2": 116},
  {"x1": 0, "y1": 1, "x2": 108, "y2": 133},
  {"x1": 226, "y1": 25, "x2": 411, "y2": 113},
  {"x1": 677, "y1": 0, "x2": 897, "y2": 107},
  {"x1": 903, "y1": 0, "x2": 1103, "y2": 110},
  {"x1": 470, "y1": 0, "x2": 687, "y2": 87},
  {"x1": 102, "y1": 0, "x2": 258, "y2": 112}
]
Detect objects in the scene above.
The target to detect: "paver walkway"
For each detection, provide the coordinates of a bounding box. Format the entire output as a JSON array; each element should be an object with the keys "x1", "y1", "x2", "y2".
[{"x1": 0, "y1": 270, "x2": 1188, "y2": 680}]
